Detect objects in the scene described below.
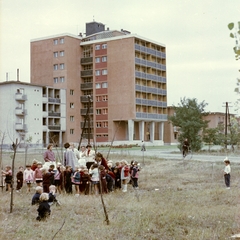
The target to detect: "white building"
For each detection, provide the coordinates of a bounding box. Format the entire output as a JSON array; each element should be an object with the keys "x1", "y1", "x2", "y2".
[{"x1": 0, "y1": 81, "x2": 66, "y2": 148}]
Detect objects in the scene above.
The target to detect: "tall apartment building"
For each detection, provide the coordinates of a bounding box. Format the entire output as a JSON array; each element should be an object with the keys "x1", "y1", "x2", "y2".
[
  {"x1": 31, "y1": 21, "x2": 167, "y2": 146},
  {"x1": 0, "y1": 81, "x2": 66, "y2": 147}
]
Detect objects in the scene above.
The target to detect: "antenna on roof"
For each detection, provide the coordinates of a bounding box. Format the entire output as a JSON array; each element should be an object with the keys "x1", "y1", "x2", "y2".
[{"x1": 93, "y1": 15, "x2": 95, "y2": 21}]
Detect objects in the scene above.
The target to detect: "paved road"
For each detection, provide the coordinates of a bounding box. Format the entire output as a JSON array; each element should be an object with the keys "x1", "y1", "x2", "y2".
[{"x1": 105, "y1": 148, "x2": 240, "y2": 163}]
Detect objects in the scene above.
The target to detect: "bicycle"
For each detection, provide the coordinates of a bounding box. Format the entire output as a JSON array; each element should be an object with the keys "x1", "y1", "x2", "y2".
[{"x1": 182, "y1": 146, "x2": 192, "y2": 160}]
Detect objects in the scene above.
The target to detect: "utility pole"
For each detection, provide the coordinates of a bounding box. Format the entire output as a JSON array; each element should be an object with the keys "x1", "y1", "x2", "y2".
[{"x1": 223, "y1": 102, "x2": 231, "y2": 149}]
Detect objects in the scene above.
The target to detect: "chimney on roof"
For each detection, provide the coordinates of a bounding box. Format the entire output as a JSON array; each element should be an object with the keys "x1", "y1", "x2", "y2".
[{"x1": 17, "y1": 68, "x2": 19, "y2": 81}]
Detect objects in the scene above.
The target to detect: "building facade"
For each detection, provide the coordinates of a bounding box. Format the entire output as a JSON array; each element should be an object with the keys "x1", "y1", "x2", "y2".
[
  {"x1": 0, "y1": 81, "x2": 66, "y2": 147},
  {"x1": 31, "y1": 21, "x2": 167, "y2": 146}
]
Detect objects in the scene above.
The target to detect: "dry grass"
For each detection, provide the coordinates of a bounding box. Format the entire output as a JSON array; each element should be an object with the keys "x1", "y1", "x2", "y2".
[{"x1": 0, "y1": 151, "x2": 240, "y2": 240}]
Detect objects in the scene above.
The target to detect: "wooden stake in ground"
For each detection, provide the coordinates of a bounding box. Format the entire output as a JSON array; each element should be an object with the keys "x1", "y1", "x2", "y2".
[{"x1": 10, "y1": 139, "x2": 18, "y2": 213}]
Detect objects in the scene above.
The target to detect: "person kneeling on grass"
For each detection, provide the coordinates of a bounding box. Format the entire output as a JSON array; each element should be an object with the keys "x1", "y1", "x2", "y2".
[
  {"x1": 32, "y1": 186, "x2": 43, "y2": 205},
  {"x1": 48, "y1": 185, "x2": 61, "y2": 206},
  {"x1": 36, "y1": 193, "x2": 51, "y2": 221}
]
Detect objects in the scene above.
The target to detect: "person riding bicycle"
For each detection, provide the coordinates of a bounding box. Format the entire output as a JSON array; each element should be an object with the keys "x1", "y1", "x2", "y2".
[{"x1": 182, "y1": 138, "x2": 190, "y2": 158}]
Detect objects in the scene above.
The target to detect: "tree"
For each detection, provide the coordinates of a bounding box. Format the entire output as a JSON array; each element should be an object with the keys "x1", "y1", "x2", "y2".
[
  {"x1": 168, "y1": 98, "x2": 209, "y2": 151},
  {"x1": 227, "y1": 22, "x2": 240, "y2": 61},
  {"x1": 228, "y1": 116, "x2": 240, "y2": 151},
  {"x1": 202, "y1": 128, "x2": 219, "y2": 151}
]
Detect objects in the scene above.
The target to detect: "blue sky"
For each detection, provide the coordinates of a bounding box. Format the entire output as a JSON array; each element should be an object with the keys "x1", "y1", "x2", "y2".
[{"x1": 0, "y1": 0, "x2": 239, "y2": 113}]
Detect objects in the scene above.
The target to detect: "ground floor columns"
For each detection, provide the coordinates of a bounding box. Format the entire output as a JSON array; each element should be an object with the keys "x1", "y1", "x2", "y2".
[
  {"x1": 159, "y1": 122, "x2": 164, "y2": 140},
  {"x1": 139, "y1": 121, "x2": 145, "y2": 141},
  {"x1": 128, "y1": 119, "x2": 134, "y2": 141},
  {"x1": 149, "y1": 122, "x2": 155, "y2": 142}
]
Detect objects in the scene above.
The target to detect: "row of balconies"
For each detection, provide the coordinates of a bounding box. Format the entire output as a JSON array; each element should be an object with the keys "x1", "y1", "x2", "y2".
[
  {"x1": 136, "y1": 98, "x2": 167, "y2": 108},
  {"x1": 135, "y1": 84, "x2": 167, "y2": 95},
  {"x1": 136, "y1": 112, "x2": 168, "y2": 120},
  {"x1": 135, "y1": 44, "x2": 166, "y2": 59},
  {"x1": 135, "y1": 58, "x2": 166, "y2": 71},
  {"x1": 135, "y1": 71, "x2": 166, "y2": 83}
]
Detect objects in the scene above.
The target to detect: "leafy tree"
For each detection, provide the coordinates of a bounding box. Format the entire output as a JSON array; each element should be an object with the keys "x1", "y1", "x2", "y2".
[
  {"x1": 227, "y1": 22, "x2": 240, "y2": 61},
  {"x1": 228, "y1": 116, "x2": 240, "y2": 151},
  {"x1": 202, "y1": 128, "x2": 219, "y2": 151},
  {"x1": 168, "y1": 98, "x2": 209, "y2": 151}
]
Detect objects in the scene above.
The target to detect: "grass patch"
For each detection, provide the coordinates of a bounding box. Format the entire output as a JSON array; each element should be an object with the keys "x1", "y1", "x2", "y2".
[{"x1": 0, "y1": 151, "x2": 239, "y2": 239}]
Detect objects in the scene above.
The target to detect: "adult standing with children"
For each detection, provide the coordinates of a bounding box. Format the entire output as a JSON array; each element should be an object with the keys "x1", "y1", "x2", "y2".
[{"x1": 44, "y1": 144, "x2": 56, "y2": 163}]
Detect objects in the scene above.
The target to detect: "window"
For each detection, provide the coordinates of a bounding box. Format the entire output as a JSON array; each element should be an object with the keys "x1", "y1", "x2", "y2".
[
  {"x1": 54, "y1": 77, "x2": 58, "y2": 83},
  {"x1": 96, "y1": 96, "x2": 101, "y2": 102},
  {"x1": 95, "y1": 57, "x2": 100, "y2": 63},
  {"x1": 70, "y1": 89, "x2": 74, "y2": 95},
  {"x1": 95, "y1": 45, "x2": 100, "y2": 50},
  {"x1": 96, "y1": 109, "x2": 101, "y2": 115},
  {"x1": 60, "y1": 38, "x2": 64, "y2": 44},
  {"x1": 54, "y1": 64, "x2": 58, "y2": 70},
  {"x1": 96, "y1": 122, "x2": 102, "y2": 128},
  {"x1": 96, "y1": 83, "x2": 101, "y2": 89},
  {"x1": 70, "y1": 116, "x2": 74, "y2": 122},
  {"x1": 54, "y1": 52, "x2": 58, "y2": 58},
  {"x1": 60, "y1": 63, "x2": 65, "y2": 70},
  {"x1": 102, "y1": 82, "x2": 108, "y2": 88},
  {"x1": 95, "y1": 70, "x2": 101, "y2": 76},
  {"x1": 102, "y1": 56, "x2": 107, "y2": 62},
  {"x1": 102, "y1": 95, "x2": 108, "y2": 101},
  {"x1": 70, "y1": 129, "x2": 74, "y2": 134},
  {"x1": 102, "y1": 108, "x2": 108, "y2": 114},
  {"x1": 53, "y1": 39, "x2": 58, "y2": 45},
  {"x1": 102, "y1": 69, "x2": 107, "y2": 75},
  {"x1": 60, "y1": 51, "x2": 64, "y2": 56},
  {"x1": 70, "y1": 103, "x2": 74, "y2": 108},
  {"x1": 60, "y1": 77, "x2": 65, "y2": 82},
  {"x1": 102, "y1": 44, "x2": 107, "y2": 49},
  {"x1": 103, "y1": 122, "x2": 108, "y2": 128}
]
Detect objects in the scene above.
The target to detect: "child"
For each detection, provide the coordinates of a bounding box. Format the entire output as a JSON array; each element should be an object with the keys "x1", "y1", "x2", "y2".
[
  {"x1": 120, "y1": 160, "x2": 130, "y2": 192},
  {"x1": 64, "y1": 166, "x2": 73, "y2": 194},
  {"x1": 72, "y1": 167, "x2": 81, "y2": 196},
  {"x1": 99, "y1": 165, "x2": 108, "y2": 194},
  {"x1": 131, "y1": 161, "x2": 140, "y2": 189},
  {"x1": 36, "y1": 193, "x2": 51, "y2": 221},
  {"x1": 2, "y1": 165, "x2": 12, "y2": 192},
  {"x1": 31, "y1": 159, "x2": 38, "y2": 171},
  {"x1": 48, "y1": 185, "x2": 61, "y2": 206},
  {"x1": 34, "y1": 162, "x2": 43, "y2": 187},
  {"x1": 16, "y1": 166, "x2": 24, "y2": 192},
  {"x1": 113, "y1": 162, "x2": 121, "y2": 190},
  {"x1": 89, "y1": 163, "x2": 99, "y2": 195},
  {"x1": 42, "y1": 168, "x2": 54, "y2": 193},
  {"x1": 81, "y1": 169, "x2": 91, "y2": 195},
  {"x1": 223, "y1": 157, "x2": 231, "y2": 189},
  {"x1": 24, "y1": 165, "x2": 34, "y2": 193},
  {"x1": 54, "y1": 163, "x2": 63, "y2": 194},
  {"x1": 32, "y1": 186, "x2": 43, "y2": 205}
]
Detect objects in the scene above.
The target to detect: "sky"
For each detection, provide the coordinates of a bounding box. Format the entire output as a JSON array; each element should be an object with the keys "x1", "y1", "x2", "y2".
[{"x1": 0, "y1": 0, "x2": 240, "y2": 113}]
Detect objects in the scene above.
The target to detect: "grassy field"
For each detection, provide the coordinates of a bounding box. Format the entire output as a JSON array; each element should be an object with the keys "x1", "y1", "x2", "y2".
[{"x1": 0, "y1": 150, "x2": 240, "y2": 240}]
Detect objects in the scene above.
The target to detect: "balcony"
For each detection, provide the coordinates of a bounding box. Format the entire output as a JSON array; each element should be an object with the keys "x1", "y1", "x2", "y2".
[
  {"x1": 81, "y1": 70, "x2": 93, "y2": 77},
  {"x1": 48, "y1": 125, "x2": 61, "y2": 130},
  {"x1": 48, "y1": 112, "x2": 61, "y2": 117},
  {"x1": 81, "y1": 57, "x2": 93, "y2": 64},
  {"x1": 81, "y1": 95, "x2": 93, "y2": 103},
  {"x1": 81, "y1": 82, "x2": 93, "y2": 90},
  {"x1": 15, "y1": 123, "x2": 27, "y2": 131},
  {"x1": 81, "y1": 108, "x2": 93, "y2": 115},
  {"x1": 48, "y1": 98, "x2": 61, "y2": 103},
  {"x1": 15, "y1": 108, "x2": 27, "y2": 115},
  {"x1": 15, "y1": 93, "x2": 27, "y2": 101},
  {"x1": 136, "y1": 112, "x2": 168, "y2": 120}
]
